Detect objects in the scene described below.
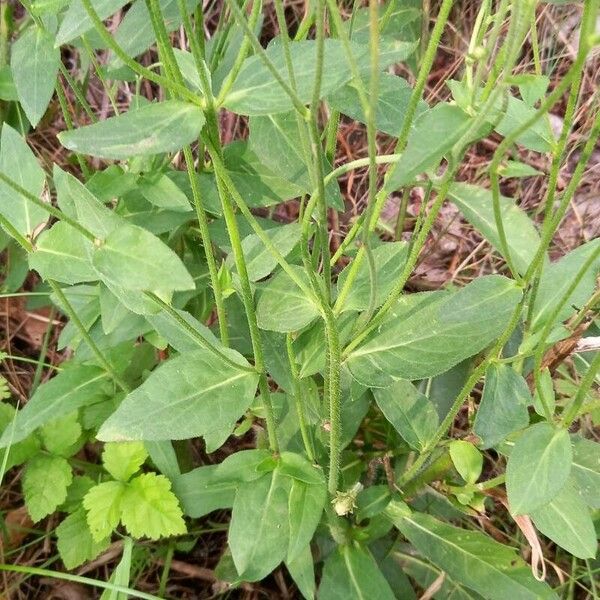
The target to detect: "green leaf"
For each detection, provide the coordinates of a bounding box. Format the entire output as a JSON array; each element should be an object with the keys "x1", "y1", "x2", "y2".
[
  {"x1": 373, "y1": 380, "x2": 439, "y2": 451},
  {"x1": 23, "y1": 455, "x2": 73, "y2": 522},
  {"x1": 530, "y1": 484, "x2": 597, "y2": 559},
  {"x1": 319, "y1": 544, "x2": 396, "y2": 600},
  {"x1": 99, "y1": 536, "x2": 133, "y2": 600},
  {"x1": 346, "y1": 275, "x2": 522, "y2": 387},
  {"x1": 327, "y1": 74, "x2": 426, "y2": 137},
  {"x1": 256, "y1": 267, "x2": 320, "y2": 333},
  {"x1": 56, "y1": 508, "x2": 111, "y2": 569},
  {"x1": 228, "y1": 469, "x2": 292, "y2": 581},
  {"x1": 388, "y1": 507, "x2": 557, "y2": 599},
  {"x1": 29, "y1": 222, "x2": 97, "y2": 285},
  {"x1": 500, "y1": 160, "x2": 543, "y2": 178},
  {"x1": 40, "y1": 411, "x2": 82, "y2": 456},
  {"x1": 532, "y1": 368, "x2": 555, "y2": 417},
  {"x1": 531, "y1": 238, "x2": 600, "y2": 333},
  {"x1": 224, "y1": 40, "x2": 371, "y2": 115},
  {"x1": 449, "y1": 441, "x2": 483, "y2": 484},
  {"x1": 248, "y1": 112, "x2": 343, "y2": 210},
  {"x1": 506, "y1": 423, "x2": 572, "y2": 515},
  {"x1": 92, "y1": 224, "x2": 195, "y2": 294},
  {"x1": 518, "y1": 74, "x2": 550, "y2": 106},
  {"x1": 336, "y1": 242, "x2": 408, "y2": 312},
  {"x1": 287, "y1": 478, "x2": 327, "y2": 563},
  {"x1": 0, "y1": 403, "x2": 40, "y2": 470},
  {"x1": 56, "y1": 0, "x2": 130, "y2": 45},
  {"x1": 98, "y1": 348, "x2": 259, "y2": 442},
  {"x1": 10, "y1": 26, "x2": 60, "y2": 126},
  {"x1": 278, "y1": 451, "x2": 325, "y2": 485},
  {"x1": 120, "y1": 472, "x2": 186, "y2": 539},
  {"x1": 448, "y1": 183, "x2": 541, "y2": 275},
  {"x1": 0, "y1": 124, "x2": 47, "y2": 238},
  {"x1": 571, "y1": 436, "x2": 600, "y2": 508},
  {"x1": 286, "y1": 544, "x2": 316, "y2": 600},
  {"x1": 83, "y1": 481, "x2": 125, "y2": 542},
  {"x1": 58, "y1": 101, "x2": 206, "y2": 159},
  {"x1": 137, "y1": 172, "x2": 191, "y2": 212},
  {"x1": 473, "y1": 363, "x2": 530, "y2": 448},
  {"x1": 0, "y1": 365, "x2": 111, "y2": 447},
  {"x1": 387, "y1": 103, "x2": 485, "y2": 190},
  {"x1": 103, "y1": 441, "x2": 148, "y2": 482}
]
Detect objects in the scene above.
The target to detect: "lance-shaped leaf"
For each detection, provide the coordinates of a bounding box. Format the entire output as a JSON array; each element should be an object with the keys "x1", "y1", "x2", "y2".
[
  {"x1": 11, "y1": 26, "x2": 60, "y2": 127},
  {"x1": 346, "y1": 275, "x2": 522, "y2": 387},
  {"x1": 0, "y1": 365, "x2": 111, "y2": 448},
  {"x1": 97, "y1": 348, "x2": 259, "y2": 442},
  {"x1": 387, "y1": 506, "x2": 557, "y2": 599},
  {"x1": 506, "y1": 423, "x2": 572, "y2": 515},
  {"x1": 530, "y1": 484, "x2": 597, "y2": 559},
  {"x1": 58, "y1": 101, "x2": 206, "y2": 160},
  {"x1": 473, "y1": 363, "x2": 530, "y2": 448},
  {"x1": 0, "y1": 124, "x2": 47, "y2": 238}
]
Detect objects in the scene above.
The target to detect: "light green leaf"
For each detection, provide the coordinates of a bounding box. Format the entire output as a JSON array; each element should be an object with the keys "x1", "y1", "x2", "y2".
[
  {"x1": 278, "y1": 451, "x2": 325, "y2": 485},
  {"x1": 336, "y1": 242, "x2": 408, "y2": 312},
  {"x1": 473, "y1": 363, "x2": 530, "y2": 448},
  {"x1": 448, "y1": 183, "x2": 541, "y2": 275},
  {"x1": 83, "y1": 481, "x2": 125, "y2": 542},
  {"x1": 58, "y1": 101, "x2": 206, "y2": 159},
  {"x1": 571, "y1": 436, "x2": 600, "y2": 508},
  {"x1": 0, "y1": 365, "x2": 111, "y2": 448},
  {"x1": 41, "y1": 411, "x2": 82, "y2": 457},
  {"x1": 10, "y1": 26, "x2": 60, "y2": 126},
  {"x1": 518, "y1": 74, "x2": 550, "y2": 106},
  {"x1": 120, "y1": 472, "x2": 186, "y2": 540},
  {"x1": 0, "y1": 402, "x2": 40, "y2": 470},
  {"x1": 248, "y1": 112, "x2": 343, "y2": 210},
  {"x1": 92, "y1": 224, "x2": 194, "y2": 293},
  {"x1": 388, "y1": 103, "x2": 485, "y2": 190},
  {"x1": 319, "y1": 544, "x2": 396, "y2": 600},
  {"x1": 285, "y1": 544, "x2": 316, "y2": 600},
  {"x1": 56, "y1": 0, "x2": 129, "y2": 45},
  {"x1": 327, "y1": 74, "x2": 426, "y2": 137},
  {"x1": 531, "y1": 238, "x2": 600, "y2": 333},
  {"x1": 137, "y1": 172, "x2": 191, "y2": 212},
  {"x1": 0, "y1": 124, "x2": 47, "y2": 237},
  {"x1": 56, "y1": 508, "x2": 111, "y2": 569},
  {"x1": 99, "y1": 536, "x2": 133, "y2": 600},
  {"x1": 287, "y1": 478, "x2": 327, "y2": 563},
  {"x1": 256, "y1": 267, "x2": 320, "y2": 333},
  {"x1": 500, "y1": 160, "x2": 543, "y2": 178},
  {"x1": 103, "y1": 441, "x2": 148, "y2": 482},
  {"x1": 532, "y1": 367, "x2": 555, "y2": 417},
  {"x1": 98, "y1": 348, "x2": 259, "y2": 441},
  {"x1": 29, "y1": 222, "x2": 97, "y2": 284},
  {"x1": 530, "y1": 484, "x2": 597, "y2": 559},
  {"x1": 346, "y1": 275, "x2": 522, "y2": 387},
  {"x1": 373, "y1": 380, "x2": 438, "y2": 450},
  {"x1": 24, "y1": 455, "x2": 73, "y2": 522},
  {"x1": 506, "y1": 423, "x2": 572, "y2": 515},
  {"x1": 229, "y1": 469, "x2": 291, "y2": 581},
  {"x1": 388, "y1": 508, "x2": 557, "y2": 599},
  {"x1": 449, "y1": 441, "x2": 483, "y2": 484}
]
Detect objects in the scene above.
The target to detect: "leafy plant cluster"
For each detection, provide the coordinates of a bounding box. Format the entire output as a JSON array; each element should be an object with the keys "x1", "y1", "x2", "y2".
[{"x1": 0, "y1": 0, "x2": 599, "y2": 597}]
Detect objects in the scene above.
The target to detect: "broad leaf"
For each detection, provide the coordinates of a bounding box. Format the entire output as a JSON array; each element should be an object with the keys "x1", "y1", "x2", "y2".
[
  {"x1": 120, "y1": 473, "x2": 186, "y2": 539},
  {"x1": 448, "y1": 183, "x2": 541, "y2": 275},
  {"x1": 228, "y1": 469, "x2": 292, "y2": 581},
  {"x1": 530, "y1": 484, "x2": 597, "y2": 559},
  {"x1": 98, "y1": 348, "x2": 259, "y2": 441},
  {"x1": 0, "y1": 403, "x2": 40, "y2": 470},
  {"x1": 103, "y1": 441, "x2": 148, "y2": 482},
  {"x1": 388, "y1": 506, "x2": 557, "y2": 599},
  {"x1": 449, "y1": 440, "x2": 483, "y2": 484},
  {"x1": 92, "y1": 224, "x2": 194, "y2": 294},
  {"x1": 473, "y1": 363, "x2": 530, "y2": 448},
  {"x1": 286, "y1": 544, "x2": 316, "y2": 600},
  {"x1": 328, "y1": 74, "x2": 426, "y2": 137},
  {"x1": 336, "y1": 242, "x2": 408, "y2": 312},
  {"x1": 256, "y1": 267, "x2": 320, "y2": 333},
  {"x1": 83, "y1": 481, "x2": 126, "y2": 542},
  {"x1": 40, "y1": 412, "x2": 82, "y2": 456},
  {"x1": 0, "y1": 365, "x2": 111, "y2": 447},
  {"x1": 346, "y1": 275, "x2": 522, "y2": 387},
  {"x1": 571, "y1": 436, "x2": 600, "y2": 508},
  {"x1": 137, "y1": 172, "x2": 191, "y2": 212},
  {"x1": 58, "y1": 101, "x2": 206, "y2": 159},
  {"x1": 0, "y1": 124, "x2": 47, "y2": 238},
  {"x1": 319, "y1": 544, "x2": 396, "y2": 600},
  {"x1": 506, "y1": 423, "x2": 572, "y2": 515},
  {"x1": 11, "y1": 26, "x2": 60, "y2": 126},
  {"x1": 24, "y1": 455, "x2": 73, "y2": 522},
  {"x1": 373, "y1": 380, "x2": 438, "y2": 450},
  {"x1": 56, "y1": 508, "x2": 110, "y2": 569}
]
